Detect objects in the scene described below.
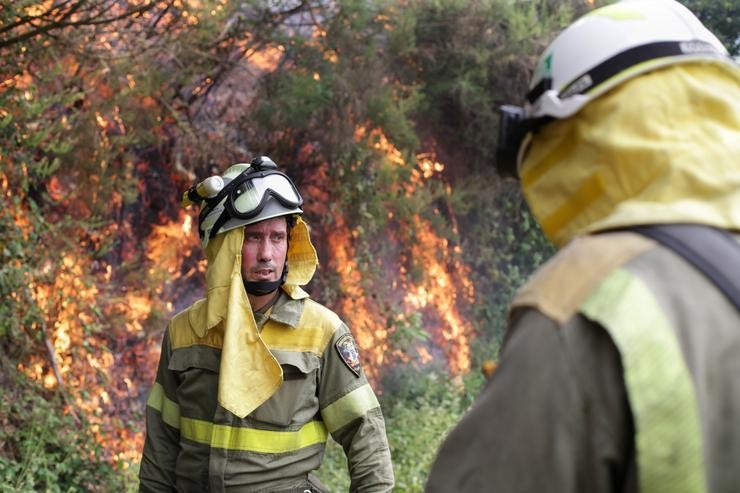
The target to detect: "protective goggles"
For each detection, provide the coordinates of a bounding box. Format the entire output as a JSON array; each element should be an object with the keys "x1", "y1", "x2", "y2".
[
  {"x1": 199, "y1": 166, "x2": 303, "y2": 240},
  {"x1": 220, "y1": 169, "x2": 303, "y2": 220}
]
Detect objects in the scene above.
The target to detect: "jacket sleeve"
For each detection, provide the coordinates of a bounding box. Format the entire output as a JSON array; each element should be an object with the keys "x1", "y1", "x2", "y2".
[
  {"x1": 139, "y1": 329, "x2": 181, "y2": 493},
  {"x1": 318, "y1": 323, "x2": 395, "y2": 493}
]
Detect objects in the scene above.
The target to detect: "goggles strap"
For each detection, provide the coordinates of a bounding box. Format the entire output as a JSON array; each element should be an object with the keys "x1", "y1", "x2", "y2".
[{"x1": 209, "y1": 207, "x2": 232, "y2": 239}]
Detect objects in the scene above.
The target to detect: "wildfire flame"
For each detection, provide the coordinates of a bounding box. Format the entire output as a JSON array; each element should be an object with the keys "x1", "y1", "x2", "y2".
[
  {"x1": 327, "y1": 215, "x2": 390, "y2": 382},
  {"x1": 9, "y1": 202, "x2": 204, "y2": 469},
  {"x1": 327, "y1": 127, "x2": 475, "y2": 378},
  {"x1": 404, "y1": 216, "x2": 474, "y2": 374},
  {"x1": 18, "y1": 247, "x2": 150, "y2": 465}
]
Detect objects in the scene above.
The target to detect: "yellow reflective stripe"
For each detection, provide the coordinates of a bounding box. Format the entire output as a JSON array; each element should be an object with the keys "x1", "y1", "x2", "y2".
[
  {"x1": 180, "y1": 416, "x2": 213, "y2": 444},
  {"x1": 321, "y1": 383, "x2": 380, "y2": 434},
  {"x1": 146, "y1": 382, "x2": 181, "y2": 430},
  {"x1": 581, "y1": 268, "x2": 706, "y2": 493},
  {"x1": 180, "y1": 417, "x2": 328, "y2": 454}
]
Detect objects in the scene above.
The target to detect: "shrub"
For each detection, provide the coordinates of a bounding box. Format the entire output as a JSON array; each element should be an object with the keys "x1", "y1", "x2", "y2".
[
  {"x1": 0, "y1": 365, "x2": 134, "y2": 493},
  {"x1": 316, "y1": 369, "x2": 485, "y2": 492}
]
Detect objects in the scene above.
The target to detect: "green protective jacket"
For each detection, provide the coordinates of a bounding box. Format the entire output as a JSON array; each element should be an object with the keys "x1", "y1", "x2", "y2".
[
  {"x1": 426, "y1": 231, "x2": 740, "y2": 493},
  {"x1": 139, "y1": 290, "x2": 394, "y2": 492}
]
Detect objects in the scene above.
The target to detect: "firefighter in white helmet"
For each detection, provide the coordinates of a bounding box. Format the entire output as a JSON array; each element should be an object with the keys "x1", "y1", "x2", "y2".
[
  {"x1": 427, "y1": 0, "x2": 740, "y2": 491},
  {"x1": 139, "y1": 156, "x2": 394, "y2": 492}
]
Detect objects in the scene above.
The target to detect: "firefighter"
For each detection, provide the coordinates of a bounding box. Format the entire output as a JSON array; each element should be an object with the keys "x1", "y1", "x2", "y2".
[
  {"x1": 139, "y1": 156, "x2": 394, "y2": 492},
  {"x1": 426, "y1": 0, "x2": 740, "y2": 491}
]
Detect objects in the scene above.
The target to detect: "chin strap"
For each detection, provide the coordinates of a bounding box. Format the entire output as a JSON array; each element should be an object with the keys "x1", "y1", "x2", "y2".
[
  {"x1": 243, "y1": 279, "x2": 281, "y2": 296},
  {"x1": 243, "y1": 262, "x2": 289, "y2": 296}
]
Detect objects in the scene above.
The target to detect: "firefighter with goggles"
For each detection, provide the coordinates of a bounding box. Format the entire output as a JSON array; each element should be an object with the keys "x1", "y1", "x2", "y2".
[
  {"x1": 427, "y1": 0, "x2": 740, "y2": 491},
  {"x1": 139, "y1": 156, "x2": 394, "y2": 492}
]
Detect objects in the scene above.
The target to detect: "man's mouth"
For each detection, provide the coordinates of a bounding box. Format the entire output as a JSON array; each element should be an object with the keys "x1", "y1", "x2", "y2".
[{"x1": 252, "y1": 268, "x2": 274, "y2": 280}]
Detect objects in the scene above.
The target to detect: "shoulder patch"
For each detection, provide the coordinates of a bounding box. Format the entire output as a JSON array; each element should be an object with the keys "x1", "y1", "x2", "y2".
[{"x1": 335, "y1": 333, "x2": 362, "y2": 377}]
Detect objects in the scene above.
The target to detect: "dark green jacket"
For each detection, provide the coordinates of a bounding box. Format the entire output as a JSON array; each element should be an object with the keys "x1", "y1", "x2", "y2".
[
  {"x1": 426, "y1": 231, "x2": 740, "y2": 493},
  {"x1": 140, "y1": 290, "x2": 394, "y2": 492}
]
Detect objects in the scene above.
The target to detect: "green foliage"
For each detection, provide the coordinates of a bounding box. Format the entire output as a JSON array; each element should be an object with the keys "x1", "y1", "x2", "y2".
[
  {"x1": 0, "y1": 195, "x2": 47, "y2": 354},
  {"x1": 682, "y1": 0, "x2": 740, "y2": 56},
  {"x1": 459, "y1": 176, "x2": 555, "y2": 359},
  {"x1": 317, "y1": 369, "x2": 485, "y2": 492},
  {"x1": 393, "y1": 0, "x2": 585, "y2": 171},
  {"x1": 0, "y1": 365, "x2": 134, "y2": 493}
]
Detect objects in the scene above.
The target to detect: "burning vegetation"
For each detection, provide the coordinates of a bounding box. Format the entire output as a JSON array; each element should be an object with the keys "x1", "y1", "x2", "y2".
[
  {"x1": 327, "y1": 128, "x2": 475, "y2": 380},
  {"x1": 2, "y1": 130, "x2": 477, "y2": 475},
  {"x1": 0, "y1": 0, "x2": 578, "y2": 488}
]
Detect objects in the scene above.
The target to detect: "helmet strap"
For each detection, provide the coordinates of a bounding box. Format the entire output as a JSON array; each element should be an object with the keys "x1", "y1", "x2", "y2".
[{"x1": 243, "y1": 279, "x2": 281, "y2": 296}]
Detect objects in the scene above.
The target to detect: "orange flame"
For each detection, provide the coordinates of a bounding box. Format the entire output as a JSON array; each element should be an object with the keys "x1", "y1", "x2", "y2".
[
  {"x1": 13, "y1": 204, "x2": 201, "y2": 468},
  {"x1": 19, "y1": 245, "x2": 150, "y2": 463},
  {"x1": 405, "y1": 216, "x2": 474, "y2": 374},
  {"x1": 327, "y1": 127, "x2": 475, "y2": 376},
  {"x1": 327, "y1": 216, "x2": 390, "y2": 382},
  {"x1": 246, "y1": 44, "x2": 285, "y2": 72},
  {"x1": 146, "y1": 210, "x2": 200, "y2": 276}
]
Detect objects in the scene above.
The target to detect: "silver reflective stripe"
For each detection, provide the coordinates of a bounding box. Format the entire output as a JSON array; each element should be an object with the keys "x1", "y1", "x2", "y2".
[
  {"x1": 321, "y1": 383, "x2": 380, "y2": 433},
  {"x1": 147, "y1": 382, "x2": 181, "y2": 430},
  {"x1": 581, "y1": 268, "x2": 706, "y2": 493}
]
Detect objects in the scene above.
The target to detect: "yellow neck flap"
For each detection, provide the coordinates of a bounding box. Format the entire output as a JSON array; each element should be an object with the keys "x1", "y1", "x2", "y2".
[
  {"x1": 186, "y1": 217, "x2": 319, "y2": 418},
  {"x1": 520, "y1": 63, "x2": 740, "y2": 247}
]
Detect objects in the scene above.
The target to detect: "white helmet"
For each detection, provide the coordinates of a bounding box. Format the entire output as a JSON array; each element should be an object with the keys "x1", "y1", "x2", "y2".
[
  {"x1": 185, "y1": 156, "x2": 303, "y2": 248},
  {"x1": 496, "y1": 0, "x2": 736, "y2": 175}
]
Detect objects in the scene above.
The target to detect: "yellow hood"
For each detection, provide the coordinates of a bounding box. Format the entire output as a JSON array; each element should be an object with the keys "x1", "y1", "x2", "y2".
[
  {"x1": 186, "y1": 217, "x2": 319, "y2": 418},
  {"x1": 520, "y1": 63, "x2": 740, "y2": 247}
]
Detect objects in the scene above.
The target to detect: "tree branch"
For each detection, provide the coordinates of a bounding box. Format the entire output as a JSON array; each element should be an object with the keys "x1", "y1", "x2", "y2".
[{"x1": 0, "y1": 1, "x2": 167, "y2": 49}]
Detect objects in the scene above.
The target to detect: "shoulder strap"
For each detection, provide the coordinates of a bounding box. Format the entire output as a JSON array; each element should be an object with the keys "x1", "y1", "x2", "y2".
[{"x1": 629, "y1": 224, "x2": 740, "y2": 310}]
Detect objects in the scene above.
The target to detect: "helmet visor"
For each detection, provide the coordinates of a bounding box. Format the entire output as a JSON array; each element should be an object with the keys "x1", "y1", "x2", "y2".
[{"x1": 228, "y1": 170, "x2": 303, "y2": 219}]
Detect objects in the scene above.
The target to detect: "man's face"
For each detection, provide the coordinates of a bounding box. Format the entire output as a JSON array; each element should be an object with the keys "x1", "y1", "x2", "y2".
[{"x1": 241, "y1": 216, "x2": 288, "y2": 283}]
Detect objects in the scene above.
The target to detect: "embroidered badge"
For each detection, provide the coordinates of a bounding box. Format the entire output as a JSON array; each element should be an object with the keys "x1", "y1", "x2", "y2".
[{"x1": 335, "y1": 333, "x2": 361, "y2": 377}]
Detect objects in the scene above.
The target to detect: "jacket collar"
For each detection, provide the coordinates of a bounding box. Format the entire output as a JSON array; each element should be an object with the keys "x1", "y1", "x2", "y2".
[{"x1": 260, "y1": 289, "x2": 304, "y2": 328}]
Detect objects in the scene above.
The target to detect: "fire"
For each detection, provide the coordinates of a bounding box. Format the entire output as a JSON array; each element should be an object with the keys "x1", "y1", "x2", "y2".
[
  {"x1": 146, "y1": 210, "x2": 201, "y2": 276},
  {"x1": 122, "y1": 294, "x2": 154, "y2": 332},
  {"x1": 405, "y1": 216, "x2": 474, "y2": 374},
  {"x1": 16, "y1": 245, "x2": 146, "y2": 462},
  {"x1": 47, "y1": 175, "x2": 67, "y2": 201},
  {"x1": 327, "y1": 127, "x2": 475, "y2": 376},
  {"x1": 246, "y1": 45, "x2": 285, "y2": 72},
  {"x1": 327, "y1": 216, "x2": 390, "y2": 382},
  {"x1": 10, "y1": 202, "x2": 196, "y2": 469}
]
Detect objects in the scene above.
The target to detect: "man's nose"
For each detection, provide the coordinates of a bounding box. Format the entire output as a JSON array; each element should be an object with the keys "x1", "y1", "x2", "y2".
[{"x1": 257, "y1": 238, "x2": 273, "y2": 261}]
